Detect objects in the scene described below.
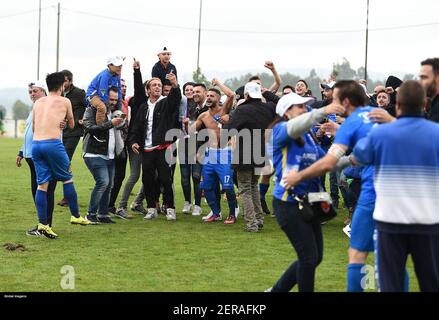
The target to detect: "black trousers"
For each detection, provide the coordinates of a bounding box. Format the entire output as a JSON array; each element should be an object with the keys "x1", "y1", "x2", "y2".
[
  {"x1": 25, "y1": 158, "x2": 57, "y2": 226},
  {"x1": 109, "y1": 148, "x2": 128, "y2": 209},
  {"x1": 141, "y1": 149, "x2": 174, "y2": 209},
  {"x1": 272, "y1": 198, "x2": 323, "y2": 292},
  {"x1": 378, "y1": 230, "x2": 439, "y2": 292},
  {"x1": 63, "y1": 136, "x2": 81, "y2": 161}
]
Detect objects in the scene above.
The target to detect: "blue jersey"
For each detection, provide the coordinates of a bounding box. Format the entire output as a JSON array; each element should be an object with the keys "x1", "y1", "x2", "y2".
[
  {"x1": 334, "y1": 106, "x2": 378, "y2": 205},
  {"x1": 86, "y1": 69, "x2": 121, "y2": 107},
  {"x1": 272, "y1": 122, "x2": 325, "y2": 203},
  {"x1": 354, "y1": 116, "x2": 439, "y2": 226}
]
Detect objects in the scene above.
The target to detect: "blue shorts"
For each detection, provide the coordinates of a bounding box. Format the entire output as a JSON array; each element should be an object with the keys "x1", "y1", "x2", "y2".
[
  {"x1": 32, "y1": 139, "x2": 72, "y2": 185},
  {"x1": 201, "y1": 148, "x2": 234, "y2": 190},
  {"x1": 350, "y1": 203, "x2": 375, "y2": 252}
]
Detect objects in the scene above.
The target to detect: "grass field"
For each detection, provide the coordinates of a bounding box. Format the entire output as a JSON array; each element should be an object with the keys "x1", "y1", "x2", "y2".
[{"x1": 0, "y1": 137, "x2": 418, "y2": 292}]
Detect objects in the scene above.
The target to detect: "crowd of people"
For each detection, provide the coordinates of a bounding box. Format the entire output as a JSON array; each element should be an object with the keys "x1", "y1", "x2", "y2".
[{"x1": 15, "y1": 48, "x2": 439, "y2": 292}]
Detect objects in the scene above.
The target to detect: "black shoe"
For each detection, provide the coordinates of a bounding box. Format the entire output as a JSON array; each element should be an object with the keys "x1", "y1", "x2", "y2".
[
  {"x1": 108, "y1": 206, "x2": 116, "y2": 215},
  {"x1": 85, "y1": 214, "x2": 100, "y2": 224},
  {"x1": 98, "y1": 216, "x2": 116, "y2": 224},
  {"x1": 26, "y1": 226, "x2": 42, "y2": 237},
  {"x1": 260, "y1": 198, "x2": 271, "y2": 215}
]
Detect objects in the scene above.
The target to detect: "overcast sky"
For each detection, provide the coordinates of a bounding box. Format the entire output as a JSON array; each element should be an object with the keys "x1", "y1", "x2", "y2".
[{"x1": 1, "y1": 0, "x2": 438, "y2": 92}]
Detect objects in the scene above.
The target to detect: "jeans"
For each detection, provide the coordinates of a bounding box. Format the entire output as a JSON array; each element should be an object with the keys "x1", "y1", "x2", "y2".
[
  {"x1": 118, "y1": 148, "x2": 144, "y2": 209},
  {"x1": 84, "y1": 157, "x2": 115, "y2": 217},
  {"x1": 179, "y1": 163, "x2": 202, "y2": 206},
  {"x1": 272, "y1": 198, "x2": 324, "y2": 292}
]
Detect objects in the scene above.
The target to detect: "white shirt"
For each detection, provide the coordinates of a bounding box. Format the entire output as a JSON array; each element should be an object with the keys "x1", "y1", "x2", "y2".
[{"x1": 144, "y1": 96, "x2": 165, "y2": 149}]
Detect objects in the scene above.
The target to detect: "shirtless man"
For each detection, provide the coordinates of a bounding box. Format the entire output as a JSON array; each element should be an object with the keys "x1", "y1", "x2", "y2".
[
  {"x1": 189, "y1": 80, "x2": 237, "y2": 224},
  {"x1": 32, "y1": 72, "x2": 91, "y2": 239}
]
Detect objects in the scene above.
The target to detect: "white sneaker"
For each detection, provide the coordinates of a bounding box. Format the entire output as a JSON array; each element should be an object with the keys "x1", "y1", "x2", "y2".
[
  {"x1": 343, "y1": 224, "x2": 351, "y2": 238},
  {"x1": 202, "y1": 211, "x2": 222, "y2": 221},
  {"x1": 166, "y1": 208, "x2": 176, "y2": 221},
  {"x1": 192, "y1": 205, "x2": 202, "y2": 216},
  {"x1": 144, "y1": 208, "x2": 158, "y2": 220},
  {"x1": 182, "y1": 201, "x2": 192, "y2": 214},
  {"x1": 235, "y1": 206, "x2": 240, "y2": 219}
]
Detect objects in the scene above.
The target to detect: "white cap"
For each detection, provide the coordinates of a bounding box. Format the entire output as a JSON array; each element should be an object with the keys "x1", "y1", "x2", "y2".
[
  {"x1": 320, "y1": 81, "x2": 336, "y2": 90},
  {"x1": 29, "y1": 80, "x2": 47, "y2": 93},
  {"x1": 107, "y1": 56, "x2": 125, "y2": 67},
  {"x1": 244, "y1": 82, "x2": 262, "y2": 99},
  {"x1": 276, "y1": 93, "x2": 314, "y2": 117},
  {"x1": 158, "y1": 46, "x2": 171, "y2": 55}
]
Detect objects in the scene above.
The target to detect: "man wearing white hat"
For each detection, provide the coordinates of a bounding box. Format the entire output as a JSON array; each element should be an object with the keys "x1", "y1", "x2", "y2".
[
  {"x1": 223, "y1": 82, "x2": 277, "y2": 232},
  {"x1": 86, "y1": 56, "x2": 124, "y2": 125},
  {"x1": 152, "y1": 47, "x2": 178, "y2": 86}
]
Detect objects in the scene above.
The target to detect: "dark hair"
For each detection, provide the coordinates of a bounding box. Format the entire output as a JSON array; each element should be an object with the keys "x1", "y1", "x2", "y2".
[
  {"x1": 60, "y1": 69, "x2": 73, "y2": 81},
  {"x1": 333, "y1": 80, "x2": 368, "y2": 107},
  {"x1": 397, "y1": 80, "x2": 425, "y2": 115},
  {"x1": 208, "y1": 88, "x2": 221, "y2": 96},
  {"x1": 183, "y1": 82, "x2": 195, "y2": 92},
  {"x1": 193, "y1": 83, "x2": 207, "y2": 90},
  {"x1": 282, "y1": 85, "x2": 295, "y2": 93},
  {"x1": 109, "y1": 86, "x2": 119, "y2": 95},
  {"x1": 248, "y1": 75, "x2": 260, "y2": 82},
  {"x1": 297, "y1": 79, "x2": 309, "y2": 89},
  {"x1": 45, "y1": 72, "x2": 65, "y2": 92},
  {"x1": 266, "y1": 116, "x2": 304, "y2": 147},
  {"x1": 421, "y1": 58, "x2": 439, "y2": 75}
]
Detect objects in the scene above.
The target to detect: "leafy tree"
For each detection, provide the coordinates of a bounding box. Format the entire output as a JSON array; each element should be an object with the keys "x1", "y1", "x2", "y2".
[
  {"x1": 333, "y1": 58, "x2": 357, "y2": 80},
  {"x1": 0, "y1": 105, "x2": 6, "y2": 120},
  {"x1": 192, "y1": 68, "x2": 211, "y2": 88},
  {"x1": 12, "y1": 100, "x2": 30, "y2": 120},
  {"x1": 403, "y1": 74, "x2": 415, "y2": 81},
  {"x1": 0, "y1": 105, "x2": 5, "y2": 135}
]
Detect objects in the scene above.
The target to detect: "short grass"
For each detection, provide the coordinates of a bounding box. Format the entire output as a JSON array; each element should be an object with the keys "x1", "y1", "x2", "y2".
[{"x1": 0, "y1": 138, "x2": 418, "y2": 292}]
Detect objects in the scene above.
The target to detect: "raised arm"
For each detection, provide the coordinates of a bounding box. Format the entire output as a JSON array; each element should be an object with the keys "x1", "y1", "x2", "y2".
[
  {"x1": 265, "y1": 61, "x2": 282, "y2": 93},
  {"x1": 211, "y1": 78, "x2": 234, "y2": 115},
  {"x1": 287, "y1": 103, "x2": 345, "y2": 138}
]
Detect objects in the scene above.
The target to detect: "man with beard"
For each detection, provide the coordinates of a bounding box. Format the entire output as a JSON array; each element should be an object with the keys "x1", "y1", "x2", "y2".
[
  {"x1": 419, "y1": 58, "x2": 439, "y2": 122},
  {"x1": 190, "y1": 85, "x2": 237, "y2": 224}
]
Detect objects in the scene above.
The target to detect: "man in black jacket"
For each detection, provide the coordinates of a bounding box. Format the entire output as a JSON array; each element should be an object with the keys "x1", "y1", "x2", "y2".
[
  {"x1": 224, "y1": 82, "x2": 276, "y2": 232},
  {"x1": 419, "y1": 58, "x2": 439, "y2": 122},
  {"x1": 57, "y1": 69, "x2": 87, "y2": 207},
  {"x1": 82, "y1": 87, "x2": 125, "y2": 224},
  {"x1": 128, "y1": 62, "x2": 181, "y2": 221}
]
